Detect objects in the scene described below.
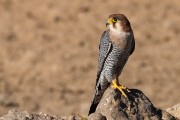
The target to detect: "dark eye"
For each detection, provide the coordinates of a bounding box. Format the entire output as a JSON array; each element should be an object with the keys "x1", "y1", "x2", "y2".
[{"x1": 113, "y1": 18, "x2": 117, "y2": 22}]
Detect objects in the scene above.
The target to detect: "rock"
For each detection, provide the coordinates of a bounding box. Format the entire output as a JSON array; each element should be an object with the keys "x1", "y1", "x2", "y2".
[
  {"x1": 0, "y1": 110, "x2": 81, "y2": 120},
  {"x1": 0, "y1": 88, "x2": 179, "y2": 120},
  {"x1": 166, "y1": 104, "x2": 180, "y2": 119},
  {"x1": 0, "y1": 109, "x2": 32, "y2": 120},
  {"x1": 88, "y1": 87, "x2": 177, "y2": 120}
]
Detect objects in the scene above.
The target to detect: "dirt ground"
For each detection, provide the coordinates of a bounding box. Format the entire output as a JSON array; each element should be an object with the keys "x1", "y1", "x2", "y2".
[{"x1": 0, "y1": 0, "x2": 180, "y2": 116}]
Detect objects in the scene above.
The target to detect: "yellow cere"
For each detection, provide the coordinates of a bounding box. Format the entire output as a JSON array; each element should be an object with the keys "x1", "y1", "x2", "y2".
[
  {"x1": 107, "y1": 18, "x2": 118, "y2": 25},
  {"x1": 107, "y1": 18, "x2": 113, "y2": 25}
]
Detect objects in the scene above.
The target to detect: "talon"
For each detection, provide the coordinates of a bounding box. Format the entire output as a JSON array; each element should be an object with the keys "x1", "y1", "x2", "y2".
[
  {"x1": 121, "y1": 85, "x2": 126, "y2": 89},
  {"x1": 121, "y1": 85, "x2": 131, "y2": 92},
  {"x1": 111, "y1": 80, "x2": 129, "y2": 97},
  {"x1": 127, "y1": 89, "x2": 131, "y2": 92}
]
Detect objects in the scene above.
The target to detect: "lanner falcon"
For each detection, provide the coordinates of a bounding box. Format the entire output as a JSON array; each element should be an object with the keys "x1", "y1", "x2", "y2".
[{"x1": 88, "y1": 14, "x2": 135, "y2": 115}]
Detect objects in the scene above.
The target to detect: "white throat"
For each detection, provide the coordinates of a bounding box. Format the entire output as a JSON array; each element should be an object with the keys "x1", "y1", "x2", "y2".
[{"x1": 109, "y1": 24, "x2": 130, "y2": 38}]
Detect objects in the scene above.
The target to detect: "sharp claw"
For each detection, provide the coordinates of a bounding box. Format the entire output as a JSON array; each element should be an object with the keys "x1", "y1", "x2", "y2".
[
  {"x1": 121, "y1": 85, "x2": 126, "y2": 89},
  {"x1": 127, "y1": 89, "x2": 131, "y2": 92}
]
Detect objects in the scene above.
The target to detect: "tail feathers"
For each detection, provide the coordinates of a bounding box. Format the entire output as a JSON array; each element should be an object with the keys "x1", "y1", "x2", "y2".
[
  {"x1": 88, "y1": 83, "x2": 102, "y2": 115},
  {"x1": 88, "y1": 102, "x2": 98, "y2": 115},
  {"x1": 88, "y1": 89, "x2": 102, "y2": 115},
  {"x1": 88, "y1": 82, "x2": 110, "y2": 115}
]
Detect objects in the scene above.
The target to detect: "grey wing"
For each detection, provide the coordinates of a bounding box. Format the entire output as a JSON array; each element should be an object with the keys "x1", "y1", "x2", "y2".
[
  {"x1": 95, "y1": 30, "x2": 112, "y2": 85},
  {"x1": 88, "y1": 30, "x2": 112, "y2": 115}
]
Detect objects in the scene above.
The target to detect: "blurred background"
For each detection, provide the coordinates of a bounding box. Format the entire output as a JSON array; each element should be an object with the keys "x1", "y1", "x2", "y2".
[{"x1": 0, "y1": 0, "x2": 180, "y2": 116}]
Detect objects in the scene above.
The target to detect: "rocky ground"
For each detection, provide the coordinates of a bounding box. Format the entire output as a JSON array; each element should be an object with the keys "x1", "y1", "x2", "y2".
[
  {"x1": 0, "y1": 0, "x2": 180, "y2": 117},
  {"x1": 0, "y1": 87, "x2": 179, "y2": 120}
]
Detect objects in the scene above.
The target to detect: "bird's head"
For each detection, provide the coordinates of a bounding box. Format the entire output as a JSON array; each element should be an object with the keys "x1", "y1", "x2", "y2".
[{"x1": 106, "y1": 14, "x2": 131, "y2": 33}]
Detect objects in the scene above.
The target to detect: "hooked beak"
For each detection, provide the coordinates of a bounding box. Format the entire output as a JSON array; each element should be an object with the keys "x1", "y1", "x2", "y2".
[
  {"x1": 106, "y1": 18, "x2": 113, "y2": 27},
  {"x1": 106, "y1": 22, "x2": 109, "y2": 27}
]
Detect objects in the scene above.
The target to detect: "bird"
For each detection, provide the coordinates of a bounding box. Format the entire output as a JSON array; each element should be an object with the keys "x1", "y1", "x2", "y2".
[{"x1": 88, "y1": 14, "x2": 135, "y2": 115}]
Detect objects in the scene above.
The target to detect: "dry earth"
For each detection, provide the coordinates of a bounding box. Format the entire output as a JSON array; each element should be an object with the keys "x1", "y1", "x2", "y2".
[{"x1": 0, "y1": 0, "x2": 180, "y2": 117}]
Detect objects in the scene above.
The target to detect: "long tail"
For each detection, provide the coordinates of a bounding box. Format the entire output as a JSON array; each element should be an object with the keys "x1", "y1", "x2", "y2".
[
  {"x1": 88, "y1": 92, "x2": 101, "y2": 115},
  {"x1": 88, "y1": 82, "x2": 110, "y2": 115},
  {"x1": 88, "y1": 100, "x2": 99, "y2": 115}
]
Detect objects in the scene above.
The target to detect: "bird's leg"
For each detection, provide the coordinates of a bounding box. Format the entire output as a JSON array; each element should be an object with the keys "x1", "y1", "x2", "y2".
[
  {"x1": 111, "y1": 77, "x2": 130, "y2": 97},
  {"x1": 116, "y1": 76, "x2": 120, "y2": 86}
]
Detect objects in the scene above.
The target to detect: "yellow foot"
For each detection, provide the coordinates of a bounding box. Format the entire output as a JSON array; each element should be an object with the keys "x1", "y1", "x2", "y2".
[
  {"x1": 78, "y1": 114, "x2": 88, "y2": 120},
  {"x1": 111, "y1": 80, "x2": 130, "y2": 97}
]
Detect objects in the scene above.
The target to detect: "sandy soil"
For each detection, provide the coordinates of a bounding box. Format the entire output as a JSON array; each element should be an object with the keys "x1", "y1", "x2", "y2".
[{"x1": 0, "y1": 0, "x2": 180, "y2": 116}]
